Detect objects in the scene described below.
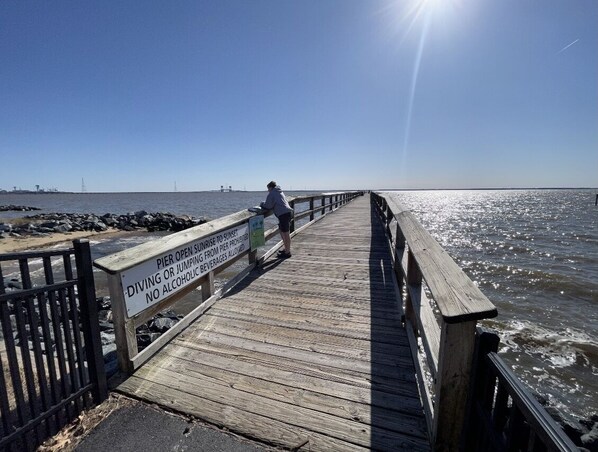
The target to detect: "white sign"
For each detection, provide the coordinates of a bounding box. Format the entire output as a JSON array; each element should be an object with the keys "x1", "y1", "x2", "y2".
[{"x1": 121, "y1": 223, "x2": 249, "y2": 317}]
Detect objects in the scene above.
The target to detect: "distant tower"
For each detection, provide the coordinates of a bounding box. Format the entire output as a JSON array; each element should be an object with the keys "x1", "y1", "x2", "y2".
[
  {"x1": 35, "y1": 184, "x2": 40, "y2": 192},
  {"x1": 82, "y1": 178, "x2": 86, "y2": 193},
  {"x1": 174, "y1": 181, "x2": 177, "y2": 192},
  {"x1": 229, "y1": 185, "x2": 232, "y2": 192},
  {"x1": 221, "y1": 185, "x2": 224, "y2": 192}
]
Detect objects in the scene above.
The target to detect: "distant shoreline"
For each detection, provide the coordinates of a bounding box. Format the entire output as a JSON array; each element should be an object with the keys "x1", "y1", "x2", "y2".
[{"x1": 0, "y1": 187, "x2": 596, "y2": 195}]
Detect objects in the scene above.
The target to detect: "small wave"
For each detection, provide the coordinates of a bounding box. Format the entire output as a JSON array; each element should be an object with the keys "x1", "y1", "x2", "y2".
[{"x1": 499, "y1": 320, "x2": 598, "y2": 370}]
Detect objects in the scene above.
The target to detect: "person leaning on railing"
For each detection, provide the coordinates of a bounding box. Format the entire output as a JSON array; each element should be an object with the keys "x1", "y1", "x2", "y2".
[{"x1": 260, "y1": 181, "x2": 293, "y2": 258}]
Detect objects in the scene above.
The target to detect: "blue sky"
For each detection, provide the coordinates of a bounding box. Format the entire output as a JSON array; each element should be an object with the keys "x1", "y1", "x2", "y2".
[{"x1": 1, "y1": 0, "x2": 597, "y2": 192}]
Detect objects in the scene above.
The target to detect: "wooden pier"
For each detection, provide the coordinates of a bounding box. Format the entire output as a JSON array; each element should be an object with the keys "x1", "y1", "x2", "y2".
[
  {"x1": 91, "y1": 191, "x2": 577, "y2": 451},
  {"x1": 1, "y1": 192, "x2": 580, "y2": 451},
  {"x1": 117, "y1": 196, "x2": 430, "y2": 450}
]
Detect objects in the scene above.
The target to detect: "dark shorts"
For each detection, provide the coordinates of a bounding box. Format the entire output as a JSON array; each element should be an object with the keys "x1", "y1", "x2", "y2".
[{"x1": 278, "y1": 212, "x2": 292, "y2": 233}]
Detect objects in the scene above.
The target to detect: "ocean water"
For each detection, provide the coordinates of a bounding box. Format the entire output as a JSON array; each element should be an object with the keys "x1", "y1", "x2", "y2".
[
  {"x1": 387, "y1": 189, "x2": 597, "y2": 422},
  {"x1": 2, "y1": 189, "x2": 596, "y2": 421}
]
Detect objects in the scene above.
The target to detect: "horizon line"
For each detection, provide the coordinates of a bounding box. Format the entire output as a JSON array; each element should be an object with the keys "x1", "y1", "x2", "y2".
[{"x1": 1, "y1": 186, "x2": 597, "y2": 195}]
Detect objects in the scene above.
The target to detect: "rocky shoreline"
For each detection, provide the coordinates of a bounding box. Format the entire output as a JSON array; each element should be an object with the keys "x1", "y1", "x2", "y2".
[
  {"x1": 96, "y1": 295, "x2": 181, "y2": 378},
  {"x1": 0, "y1": 210, "x2": 208, "y2": 240},
  {"x1": 0, "y1": 204, "x2": 41, "y2": 212}
]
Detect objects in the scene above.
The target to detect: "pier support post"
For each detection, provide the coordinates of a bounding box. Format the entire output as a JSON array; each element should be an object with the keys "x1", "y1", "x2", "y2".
[{"x1": 433, "y1": 320, "x2": 477, "y2": 451}]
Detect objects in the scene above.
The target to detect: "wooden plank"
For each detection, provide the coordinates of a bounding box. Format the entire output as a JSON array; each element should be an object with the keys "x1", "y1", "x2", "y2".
[
  {"x1": 211, "y1": 299, "x2": 403, "y2": 329},
  {"x1": 133, "y1": 351, "x2": 428, "y2": 438},
  {"x1": 120, "y1": 375, "x2": 370, "y2": 452},
  {"x1": 131, "y1": 261, "x2": 256, "y2": 370},
  {"x1": 206, "y1": 308, "x2": 408, "y2": 347},
  {"x1": 121, "y1": 368, "x2": 430, "y2": 451},
  {"x1": 116, "y1": 195, "x2": 430, "y2": 450},
  {"x1": 174, "y1": 330, "x2": 418, "y2": 389},
  {"x1": 216, "y1": 293, "x2": 402, "y2": 323},
  {"x1": 194, "y1": 314, "x2": 410, "y2": 367},
  {"x1": 207, "y1": 305, "x2": 402, "y2": 340},
  {"x1": 149, "y1": 344, "x2": 425, "y2": 416}
]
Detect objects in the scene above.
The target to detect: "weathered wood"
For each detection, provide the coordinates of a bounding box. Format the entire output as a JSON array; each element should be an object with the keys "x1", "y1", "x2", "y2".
[
  {"x1": 122, "y1": 367, "x2": 429, "y2": 451},
  {"x1": 205, "y1": 308, "x2": 408, "y2": 347},
  {"x1": 201, "y1": 270, "x2": 215, "y2": 301},
  {"x1": 120, "y1": 375, "x2": 372, "y2": 452},
  {"x1": 432, "y1": 320, "x2": 477, "y2": 450},
  {"x1": 408, "y1": 285, "x2": 440, "y2": 376},
  {"x1": 134, "y1": 352, "x2": 428, "y2": 438},
  {"x1": 173, "y1": 331, "x2": 416, "y2": 391},
  {"x1": 94, "y1": 209, "x2": 256, "y2": 274},
  {"x1": 107, "y1": 273, "x2": 137, "y2": 373},
  {"x1": 396, "y1": 210, "x2": 497, "y2": 323},
  {"x1": 131, "y1": 261, "x2": 256, "y2": 370},
  {"x1": 117, "y1": 195, "x2": 429, "y2": 450}
]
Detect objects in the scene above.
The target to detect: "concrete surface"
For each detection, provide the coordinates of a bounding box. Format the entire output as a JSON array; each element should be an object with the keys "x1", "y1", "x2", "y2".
[{"x1": 75, "y1": 399, "x2": 270, "y2": 452}]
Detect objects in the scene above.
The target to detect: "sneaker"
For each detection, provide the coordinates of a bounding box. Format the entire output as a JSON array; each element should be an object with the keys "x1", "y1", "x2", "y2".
[{"x1": 277, "y1": 251, "x2": 292, "y2": 259}]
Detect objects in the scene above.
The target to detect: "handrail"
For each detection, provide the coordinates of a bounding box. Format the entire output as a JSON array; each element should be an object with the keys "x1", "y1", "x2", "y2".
[
  {"x1": 372, "y1": 191, "x2": 498, "y2": 451},
  {"x1": 94, "y1": 191, "x2": 364, "y2": 373},
  {"x1": 465, "y1": 328, "x2": 577, "y2": 451}
]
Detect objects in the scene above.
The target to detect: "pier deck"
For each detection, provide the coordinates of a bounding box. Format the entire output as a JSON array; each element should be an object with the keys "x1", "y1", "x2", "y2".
[{"x1": 117, "y1": 196, "x2": 430, "y2": 450}]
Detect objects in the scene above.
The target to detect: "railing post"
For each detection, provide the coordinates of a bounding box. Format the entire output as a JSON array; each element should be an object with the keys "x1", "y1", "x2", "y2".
[
  {"x1": 433, "y1": 319, "x2": 478, "y2": 451},
  {"x1": 73, "y1": 239, "x2": 108, "y2": 403},
  {"x1": 249, "y1": 249, "x2": 258, "y2": 265},
  {"x1": 321, "y1": 197, "x2": 325, "y2": 216},
  {"x1": 394, "y1": 223, "x2": 406, "y2": 293},
  {"x1": 462, "y1": 328, "x2": 500, "y2": 451},
  {"x1": 289, "y1": 200, "x2": 295, "y2": 232},
  {"x1": 309, "y1": 198, "x2": 314, "y2": 221},
  {"x1": 107, "y1": 273, "x2": 137, "y2": 374},
  {"x1": 385, "y1": 204, "x2": 392, "y2": 237},
  {"x1": 329, "y1": 196, "x2": 333, "y2": 211},
  {"x1": 405, "y1": 249, "x2": 421, "y2": 335},
  {"x1": 202, "y1": 271, "x2": 215, "y2": 301}
]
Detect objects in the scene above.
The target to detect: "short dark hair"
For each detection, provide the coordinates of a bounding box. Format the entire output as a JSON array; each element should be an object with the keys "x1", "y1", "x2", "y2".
[{"x1": 267, "y1": 181, "x2": 276, "y2": 189}]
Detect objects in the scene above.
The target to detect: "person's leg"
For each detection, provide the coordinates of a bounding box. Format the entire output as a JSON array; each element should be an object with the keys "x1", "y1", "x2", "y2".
[
  {"x1": 281, "y1": 230, "x2": 291, "y2": 254},
  {"x1": 278, "y1": 213, "x2": 292, "y2": 255}
]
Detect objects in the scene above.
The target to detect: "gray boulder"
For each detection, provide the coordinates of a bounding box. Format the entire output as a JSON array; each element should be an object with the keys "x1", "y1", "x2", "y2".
[{"x1": 581, "y1": 424, "x2": 598, "y2": 452}]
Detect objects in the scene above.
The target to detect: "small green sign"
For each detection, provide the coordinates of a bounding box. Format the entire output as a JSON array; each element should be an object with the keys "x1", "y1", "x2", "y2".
[{"x1": 249, "y1": 215, "x2": 265, "y2": 251}]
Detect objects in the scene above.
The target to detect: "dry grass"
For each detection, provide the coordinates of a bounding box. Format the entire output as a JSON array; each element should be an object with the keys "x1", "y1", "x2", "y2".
[{"x1": 36, "y1": 394, "x2": 135, "y2": 452}]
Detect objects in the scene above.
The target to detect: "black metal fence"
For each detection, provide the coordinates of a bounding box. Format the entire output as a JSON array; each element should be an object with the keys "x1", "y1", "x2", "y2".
[
  {"x1": 0, "y1": 239, "x2": 107, "y2": 451},
  {"x1": 464, "y1": 328, "x2": 578, "y2": 451}
]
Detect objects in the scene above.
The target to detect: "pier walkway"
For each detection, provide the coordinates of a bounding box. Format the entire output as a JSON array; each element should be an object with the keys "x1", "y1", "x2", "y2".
[{"x1": 117, "y1": 196, "x2": 430, "y2": 450}]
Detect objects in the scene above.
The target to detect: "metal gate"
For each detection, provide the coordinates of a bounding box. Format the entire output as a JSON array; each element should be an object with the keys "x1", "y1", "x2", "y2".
[{"x1": 0, "y1": 239, "x2": 107, "y2": 451}]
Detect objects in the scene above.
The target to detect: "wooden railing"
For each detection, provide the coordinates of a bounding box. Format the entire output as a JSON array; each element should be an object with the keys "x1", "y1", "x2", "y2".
[
  {"x1": 372, "y1": 192, "x2": 578, "y2": 451},
  {"x1": 372, "y1": 192, "x2": 498, "y2": 451},
  {"x1": 0, "y1": 240, "x2": 107, "y2": 451},
  {"x1": 94, "y1": 191, "x2": 364, "y2": 374}
]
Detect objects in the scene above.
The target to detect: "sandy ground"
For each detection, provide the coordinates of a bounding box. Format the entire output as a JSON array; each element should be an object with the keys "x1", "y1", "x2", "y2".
[{"x1": 0, "y1": 229, "x2": 138, "y2": 254}]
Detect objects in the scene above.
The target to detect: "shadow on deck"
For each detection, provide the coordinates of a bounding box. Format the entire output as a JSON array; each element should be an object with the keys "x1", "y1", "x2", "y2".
[{"x1": 117, "y1": 196, "x2": 429, "y2": 451}]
